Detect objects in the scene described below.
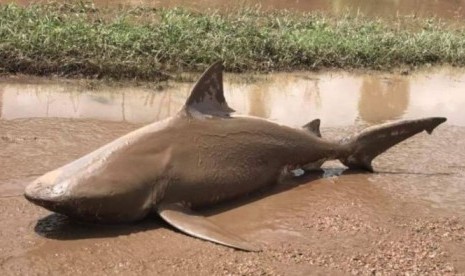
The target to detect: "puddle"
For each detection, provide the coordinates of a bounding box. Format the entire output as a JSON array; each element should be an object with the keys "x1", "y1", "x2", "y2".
[
  {"x1": 1, "y1": 68, "x2": 465, "y2": 236},
  {"x1": 1, "y1": 68, "x2": 465, "y2": 274},
  {"x1": 2, "y1": 0, "x2": 465, "y2": 21},
  {"x1": 2, "y1": 67, "x2": 465, "y2": 127}
]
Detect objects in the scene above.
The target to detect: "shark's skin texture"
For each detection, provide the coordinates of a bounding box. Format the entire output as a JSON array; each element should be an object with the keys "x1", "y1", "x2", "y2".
[{"x1": 24, "y1": 62, "x2": 447, "y2": 251}]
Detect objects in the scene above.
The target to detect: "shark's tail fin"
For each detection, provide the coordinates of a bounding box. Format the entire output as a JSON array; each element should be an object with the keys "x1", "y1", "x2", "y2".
[{"x1": 338, "y1": 117, "x2": 447, "y2": 172}]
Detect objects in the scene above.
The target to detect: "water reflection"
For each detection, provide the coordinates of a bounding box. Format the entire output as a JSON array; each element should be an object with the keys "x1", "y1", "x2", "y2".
[
  {"x1": 1, "y1": 68, "x2": 465, "y2": 127},
  {"x1": 248, "y1": 85, "x2": 270, "y2": 118},
  {"x1": 358, "y1": 77, "x2": 410, "y2": 124},
  {"x1": 2, "y1": 0, "x2": 465, "y2": 21}
]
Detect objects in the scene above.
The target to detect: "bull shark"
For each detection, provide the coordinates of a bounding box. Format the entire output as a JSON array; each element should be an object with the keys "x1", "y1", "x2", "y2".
[{"x1": 24, "y1": 62, "x2": 446, "y2": 251}]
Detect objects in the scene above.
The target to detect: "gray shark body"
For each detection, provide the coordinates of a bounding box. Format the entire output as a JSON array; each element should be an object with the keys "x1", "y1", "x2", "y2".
[{"x1": 25, "y1": 62, "x2": 446, "y2": 251}]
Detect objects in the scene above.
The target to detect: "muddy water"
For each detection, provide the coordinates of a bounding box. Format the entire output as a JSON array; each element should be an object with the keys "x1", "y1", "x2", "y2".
[
  {"x1": 2, "y1": 0, "x2": 465, "y2": 20},
  {"x1": 2, "y1": 68, "x2": 465, "y2": 126},
  {"x1": 1, "y1": 67, "x2": 465, "y2": 212},
  {"x1": 1, "y1": 68, "x2": 465, "y2": 274}
]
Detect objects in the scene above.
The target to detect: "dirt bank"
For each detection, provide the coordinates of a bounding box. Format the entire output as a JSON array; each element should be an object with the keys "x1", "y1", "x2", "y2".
[{"x1": 2, "y1": 3, "x2": 465, "y2": 80}]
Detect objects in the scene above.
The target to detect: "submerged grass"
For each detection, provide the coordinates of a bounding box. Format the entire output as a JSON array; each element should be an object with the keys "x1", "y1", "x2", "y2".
[{"x1": 1, "y1": 2, "x2": 465, "y2": 80}]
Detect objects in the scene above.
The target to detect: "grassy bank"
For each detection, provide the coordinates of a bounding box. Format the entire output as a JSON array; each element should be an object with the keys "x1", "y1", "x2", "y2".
[{"x1": 1, "y1": 2, "x2": 465, "y2": 81}]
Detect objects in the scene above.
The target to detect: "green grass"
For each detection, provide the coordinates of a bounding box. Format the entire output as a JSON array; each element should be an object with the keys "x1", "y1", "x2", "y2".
[{"x1": 1, "y1": 2, "x2": 465, "y2": 81}]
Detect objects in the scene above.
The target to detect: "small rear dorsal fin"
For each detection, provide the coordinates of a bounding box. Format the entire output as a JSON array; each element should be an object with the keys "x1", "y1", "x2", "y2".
[
  {"x1": 303, "y1": 119, "x2": 322, "y2": 137},
  {"x1": 183, "y1": 61, "x2": 235, "y2": 117}
]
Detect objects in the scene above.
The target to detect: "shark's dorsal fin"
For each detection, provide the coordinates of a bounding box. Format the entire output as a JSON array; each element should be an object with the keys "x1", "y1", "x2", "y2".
[
  {"x1": 303, "y1": 119, "x2": 322, "y2": 137},
  {"x1": 157, "y1": 202, "x2": 259, "y2": 252},
  {"x1": 183, "y1": 61, "x2": 235, "y2": 117}
]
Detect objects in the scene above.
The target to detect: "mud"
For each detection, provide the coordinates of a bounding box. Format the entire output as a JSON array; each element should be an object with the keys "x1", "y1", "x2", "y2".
[
  {"x1": 1, "y1": 69, "x2": 465, "y2": 274},
  {"x1": 2, "y1": 0, "x2": 465, "y2": 21}
]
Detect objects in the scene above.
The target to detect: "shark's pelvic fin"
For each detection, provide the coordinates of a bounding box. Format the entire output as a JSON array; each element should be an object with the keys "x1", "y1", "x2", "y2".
[
  {"x1": 183, "y1": 61, "x2": 235, "y2": 117},
  {"x1": 157, "y1": 203, "x2": 259, "y2": 252},
  {"x1": 303, "y1": 119, "x2": 322, "y2": 137},
  {"x1": 339, "y1": 117, "x2": 447, "y2": 172}
]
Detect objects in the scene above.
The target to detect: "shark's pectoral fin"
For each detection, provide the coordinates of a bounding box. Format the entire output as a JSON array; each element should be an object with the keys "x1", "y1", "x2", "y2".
[{"x1": 157, "y1": 202, "x2": 259, "y2": 252}]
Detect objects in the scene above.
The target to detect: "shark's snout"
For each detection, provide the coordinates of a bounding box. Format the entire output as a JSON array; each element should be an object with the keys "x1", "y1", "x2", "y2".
[
  {"x1": 24, "y1": 175, "x2": 70, "y2": 211},
  {"x1": 24, "y1": 171, "x2": 154, "y2": 223}
]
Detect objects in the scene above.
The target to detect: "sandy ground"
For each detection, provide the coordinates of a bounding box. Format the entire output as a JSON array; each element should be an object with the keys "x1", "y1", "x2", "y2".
[{"x1": 1, "y1": 118, "x2": 465, "y2": 275}]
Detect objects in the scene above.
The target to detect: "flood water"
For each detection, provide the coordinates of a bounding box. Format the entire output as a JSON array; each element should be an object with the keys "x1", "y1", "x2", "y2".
[
  {"x1": 2, "y1": 0, "x2": 465, "y2": 20},
  {"x1": 1, "y1": 69, "x2": 465, "y2": 274},
  {"x1": 1, "y1": 67, "x2": 465, "y2": 214},
  {"x1": 2, "y1": 68, "x2": 465, "y2": 127}
]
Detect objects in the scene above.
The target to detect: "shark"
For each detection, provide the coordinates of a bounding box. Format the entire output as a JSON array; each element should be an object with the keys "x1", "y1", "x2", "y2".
[{"x1": 24, "y1": 62, "x2": 447, "y2": 251}]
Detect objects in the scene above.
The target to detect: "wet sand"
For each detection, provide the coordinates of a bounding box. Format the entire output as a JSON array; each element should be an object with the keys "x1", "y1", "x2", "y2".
[{"x1": 1, "y1": 70, "x2": 465, "y2": 274}]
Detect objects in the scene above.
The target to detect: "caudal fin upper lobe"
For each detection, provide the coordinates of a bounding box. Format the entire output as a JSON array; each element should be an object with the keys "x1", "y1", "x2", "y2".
[{"x1": 339, "y1": 117, "x2": 447, "y2": 172}]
